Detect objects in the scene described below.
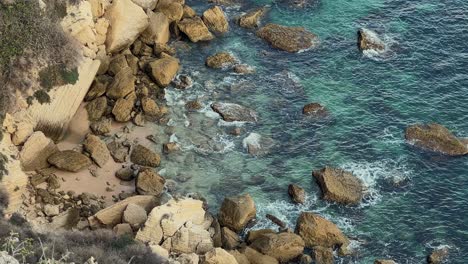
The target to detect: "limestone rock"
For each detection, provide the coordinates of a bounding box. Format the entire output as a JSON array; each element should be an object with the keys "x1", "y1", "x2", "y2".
[
  {"x1": 131, "y1": 144, "x2": 161, "y2": 167},
  {"x1": 156, "y1": 1, "x2": 183, "y2": 22},
  {"x1": 48, "y1": 150, "x2": 92, "y2": 172},
  {"x1": 172, "y1": 224, "x2": 214, "y2": 254},
  {"x1": 136, "y1": 168, "x2": 166, "y2": 195},
  {"x1": 405, "y1": 123, "x2": 468, "y2": 156},
  {"x1": 202, "y1": 6, "x2": 229, "y2": 34},
  {"x1": 163, "y1": 142, "x2": 180, "y2": 153},
  {"x1": 107, "y1": 140, "x2": 130, "y2": 163},
  {"x1": 123, "y1": 203, "x2": 148, "y2": 226},
  {"x1": 20, "y1": 131, "x2": 58, "y2": 171},
  {"x1": 204, "y1": 248, "x2": 238, "y2": 264},
  {"x1": 12, "y1": 121, "x2": 34, "y2": 146},
  {"x1": 112, "y1": 95, "x2": 136, "y2": 122},
  {"x1": 218, "y1": 193, "x2": 256, "y2": 232},
  {"x1": 148, "y1": 57, "x2": 180, "y2": 87},
  {"x1": 246, "y1": 229, "x2": 275, "y2": 243},
  {"x1": 83, "y1": 134, "x2": 110, "y2": 167},
  {"x1": 183, "y1": 5, "x2": 197, "y2": 18},
  {"x1": 106, "y1": 67, "x2": 135, "y2": 99},
  {"x1": 312, "y1": 246, "x2": 334, "y2": 264},
  {"x1": 141, "y1": 11, "x2": 170, "y2": 44},
  {"x1": 131, "y1": 0, "x2": 158, "y2": 10},
  {"x1": 149, "y1": 244, "x2": 169, "y2": 259},
  {"x1": 86, "y1": 96, "x2": 108, "y2": 121},
  {"x1": 108, "y1": 54, "x2": 129, "y2": 76},
  {"x1": 222, "y1": 227, "x2": 241, "y2": 249},
  {"x1": 85, "y1": 75, "x2": 113, "y2": 101},
  {"x1": 113, "y1": 223, "x2": 134, "y2": 236},
  {"x1": 211, "y1": 102, "x2": 258, "y2": 122},
  {"x1": 295, "y1": 212, "x2": 349, "y2": 249},
  {"x1": 357, "y1": 28, "x2": 385, "y2": 52},
  {"x1": 427, "y1": 247, "x2": 449, "y2": 264},
  {"x1": 178, "y1": 17, "x2": 214, "y2": 42},
  {"x1": 257, "y1": 23, "x2": 318, "y2": 52},
  {"x1": 0, "y1": 251, "x2": 19, "y2": 264},
  {"x1": 228, "y1": 250, "x2": 251, "y2": 264},
  {"x1": 115, "y1": 167, "x2": 135, "y2": 181},
  {"x1": 312, "y1": 167, "x2": 363, "y2": 205},
  {"x1": 206, "y1": 52, "x2": 237, "y2": 69},
  {"x1": 90, "y1": 118, "x2": 112, "y2": 135},
  {"x1": 141, "y1": 97, "x2": 161, "y2": 116},
  {"x1": 288, "y1": 184, "x2": 305, "y2": 204},
  {"x1": 44, "y1": 204, "x2": 60, "y2": 217},
  {"x1": 250, "y1": 232, "x2": 304, "y2": 262},
  {"x1": 105, "y1": 0, "x2": 149, "y2": 53},
  {"x1": 242, "y1": 247, "x2": 279, "y2": 264},
  {"x1": 175, "y1": 253, "x2": 199, "y2": 264},
  {"x1": 239, "y1": 7, "x2": 266, "y2": 29}
]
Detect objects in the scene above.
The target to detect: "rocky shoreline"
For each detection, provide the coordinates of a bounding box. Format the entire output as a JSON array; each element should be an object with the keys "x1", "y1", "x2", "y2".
[{"x1": 0, "y1": 0, "x2": 464, "y2": 263}]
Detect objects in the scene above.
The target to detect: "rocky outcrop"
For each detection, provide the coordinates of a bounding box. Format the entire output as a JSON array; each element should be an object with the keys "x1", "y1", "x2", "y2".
[
  {"x1": 202, "y1": 6, "x2": 229, "y2": 34},
  {"x1": 136, "y1": 168, "x2": 166, "y2": 195},
  {"x1": 427, "y1": 247, "x2": 449, "y2": 264},
  {"x1": 405, "y1": 123, "x2": 468, "y2": 156},
  {"x1": 131, "y1": 0, "x2": 158, "y2": 10},
  {"x1": 19, "y1": 131, "x2": 58, "y2": 171},
  {"x1": 148, "y1": 57, "x2": 180, "y2": 87},
  {"x1": 156, "y1": 0, "x2": 184, "y2": 22},
  {"x1": 250, "y1": 232, "x2": 305, "y2": 262},
  {"x1": 242, "y1": 247, "x2": 279, "y2": 264},
  {"x1": 288, "y1": 184, "x2": 305, "y2": 204},
  {"x1": 130, "y1": 144, "x2": 161, "y2": 167},
  {"x1": 141, "y1": 11, "x2": 170, "y2": 44},
  {"x1": 178, "y1": 17, "x2": 214, "y2": 42},
  {"x1": 206, "y1": 52, "x2": 237, "y2": 69},
  {"x1": 171, "y1": 223, "x2": 213, "y2": 254},
  {"x1": 48, "y1": 150, "x2": 92, "y2": 172},
  {"x1": 123, "y1": 203, "x2": 148, "y2": 227},
  {"x1": 312, "y1": 167, "x2": 363, "y2": 205},
  {"x1": 141, "y1": 97, "x2": 161, "y2": 116},
  {"x1": 221, "y1": 227, "x2": 241, "y2": 249},
  {"x1": 357, "y1": 28, "x2": 385, "y2": 52},
  {"x1": 257, "y1": 23, "x2": 318, "y2": 52},
  {"x1": 83, "y1": 134, "x2": 110, "y2": 167},
  {"x1": 239, "y1": 7, "x2": 266, "y2": 29},
  {"x1": 312, "y1": 246, "x2": 334, "y2": 264},
  {"x1": 105, "y1": 0, "x2": 149, "y2": 53},
  {"x1": 303, "y1": 103, "x2": 328, "y2": 117},
  {"x1": 204, "y1": 248, "x2": 239, "y2": 264},
  {"x1": 211, "y1": 102, "x2": 258, "y2": 122},
  {"x1": 295, "y1": 212, "x2": 349, "y2": 250},
  {"x1": 242, "y1": 133, "x2": 275, "y2": 156},
  {"x1": 106, "y1": 67, "x2": 135, "y2": 99},
  {"x1": 218, "y1": 193, "x2": 256, "y2": 232}
]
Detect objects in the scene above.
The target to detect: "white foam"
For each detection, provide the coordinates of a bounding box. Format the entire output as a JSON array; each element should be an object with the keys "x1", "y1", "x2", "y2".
[{"x1": 242, "y1": 133, "x2": 261, "y2": 150}]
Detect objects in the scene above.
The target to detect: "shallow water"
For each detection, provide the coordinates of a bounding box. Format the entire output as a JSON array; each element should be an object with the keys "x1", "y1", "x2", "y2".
[{"x1": 156, "y1": 0, "x2": 468, "y2": 262}]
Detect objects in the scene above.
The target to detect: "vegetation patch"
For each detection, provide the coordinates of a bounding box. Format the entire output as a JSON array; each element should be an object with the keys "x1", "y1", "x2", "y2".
[{"x1": 39, "y1": 65, "x2": 79, "y2": 91}]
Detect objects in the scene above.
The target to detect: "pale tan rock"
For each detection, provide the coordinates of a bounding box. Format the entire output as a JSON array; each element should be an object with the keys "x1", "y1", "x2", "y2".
[
  {"x1": 105, "y1": 0, "x2": 149, "y2": 53},
  {"x1": 131, "y1": 0, "x2": 158, "y2": 10},
  {"x1": 106, "y1": 67, "x2": 135, "y2": 99},
  {"x1": 19, "y1": 131, "x2": 58, "y2": 171},
  {"x1": 171, "y1": 224, "x2": 213, "y2": 254},
  {"x1": 48, "y1": 150, "x2": 92, "y2": 172},
  {"x1": 242, "y1": 247, "x2": 278, "y2": 264},
  {"x1": 205, "y1": 248, "x2": 238, "y2": 264},
  {"x1": 148, "y1": 57, "x2": 180, "y2": 87},
  {"x1": 89, "y1": 0, "x2": 111, "y2": 18},
  {"x1": 12, "y1": 121, "x2": 34, "y2": 146},
  {"x1": 183, "y1": 5, "x2": 197, "y2": 18},
  {"x1": 112, "y1": 95, "x2": 136, "y2": 122},
  {"x1": 239, "y1": 7, "x2": 266, "y2": 29},
  {"x1": 149, "y1": 243, "x2": 169, "y2": 259},
  {"x1": 202, "y1": 6, "x2": 229, "y2": 34},
  {"x1": 141, "y1": 11, "x2": 170, "y2": 44},
  {"x1": 113, "y1": 223, "x2": 134, "y2": 236},
  {"x1": 141, "y1": 97, "x2": 161, "y2": 116},
  {"x1": 218, "y1": 193, "x2": 256, "y2": 232},
  {"x1": 95, "y1": 18, "x2": 109, "y2": 45},
  {"x1": 176, "y1": 253, "x2": 199, "y2": 264},
  {"x1": 123, "y1": 203, "x2": 148, "y2": 226},
  {"x1": 156, "y1": 0, "x2": 183, "y2": 22},
  {"x1": 228, "y1": 250, "x2": 251, "y2": 264},
  {"x1": 250, "y1": 232, "x2": 305, "y2": 262},
  {"x1": 178, "y1": 17, "x2": 214, "y2": 42}
]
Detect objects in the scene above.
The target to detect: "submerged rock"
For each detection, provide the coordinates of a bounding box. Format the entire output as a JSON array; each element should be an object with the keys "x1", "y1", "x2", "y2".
[
  {"x1": 250, "y1": 232, "x2": 305, "y2": 262},
  {"x1": 211, "y1": 102, "x2": 258, "y2": 122},
  {"x1": 48, "y1": 150, "x2": 92, "y2": 172},
  {"x1": 375, "y1": 260, "x2": 397, "y2": 264},
  {"x1": 427, "y1": 247, "x2": 449, "y2": 264},
  {"x1": 405, "y1": 123, "x2": 468, "y2": 156},
  {"x1": 131, "y1": 144, "x2": 161, "y2": 167},
  {"x1": 257, "y1": 23, "x2": 318, "y2": 52},
  {"x1": 288, "y1": 184, "x2": 305, "y2": 204},
  {"x1": 357, "y1": 28, "x2": 385, "y2": 52},
  {"x1": 242, "y1": 133, "x2": 275, "y2": 155},
  {"x1": 206, "y1": 52, "x2": 237, "y2": 69},
  {"x1": 312, "y1": 167, "x2": 363, "y2": 205},
  {"x1": 218, "y1": 193, "x2": 256, "y2": 232},
  {"x1": 202, "y1": 6, "x2": 229, "y2": 34},
  {"x1": 178, "y1": 17, "x2": 214, "y2": 42},
  {"x1": 238, "y1": 7, "x2": 267, "y2": 29},
  {"x1": 136, "y1": 168, "x2": 166, "y2": 195},
  {"x1": 303, "y1": 102, "x2": 328, "y2": 117}
]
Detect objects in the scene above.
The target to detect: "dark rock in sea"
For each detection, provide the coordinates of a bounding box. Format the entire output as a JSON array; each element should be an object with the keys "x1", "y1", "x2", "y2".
[
  {"x1": 135, "y1": 168, "x2": 165, "y2": 195},
  {"x1": 257, "y1": 23, "x2": 318, "y2": 52},
  {"x1": 405, "y1": 123, "x2": 468, "y2": 156},
  {"x1": 238, "y1": 7, "x2": 267, "y2": 29},
  {"x1": 174, "y1": 74, "x2": 193, "y2": 89},
  {"x1": 288, "y1": 184, "x2": 306, "y2": 204},
  {"x1": 266, "y1": 214, "x2": 286, "y2": 229},
  {"x1": 218, "y1": 193, "x2": 256, "y2": 232},
  {"x1": 131, "y1": 144, "x2": 161, "y2": 167},
  {"x1": 250, "y1": 232, "x2": 305, "y2": 262},
  {"x1": 427, "y1": 247, "x2": 449, "y2": 264},
  {"x1": 48, "y1": 150, "x2": 92, "y2": 172},
  {"x1": 206, "y1": 52, "x2": 237, "y2": 69},
  {"x1": 312, "y1": 246, "x2": 334, "y2": 264},
  {"x1": 303, "y1": 103, "x2": 328, "y2": 117},
  {"x1": 163, "y1": 142, "x2": 180, "y2": 153},
  {"x1": 211, "y1": 102, "x2": 258, "y2": 122},
  {"x1": 357, "y1": 28, "x2": 385, "y2": 52},
  {"x1": 312, "y1": 167, "x2": 363, "y2": 205},
  {"x1": 202, "y1": 6, "x2": 229, "y2": 34},
  {"x1": 185, "y1": 100, "x2": 203, "y2": 111}
]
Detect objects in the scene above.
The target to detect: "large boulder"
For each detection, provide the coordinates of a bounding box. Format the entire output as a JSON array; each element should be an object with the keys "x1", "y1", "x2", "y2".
[
  {"x1": 141, "y1": 11, "x2": 170, "y2": 44},
  {"x1": 295, "y1": 212, "x2": 349, "y2": 250},
  {"x1": 312, "y1": 167, "x2": 363, "y2": 205},
  {"x1": 130, "y1": 144, "x2": 161, "y2": 167},
  {"x1": 136, "y1": 198, "x2": 206, "y2": 244},
  {"x1": 141, "y1": 97, "x2": 161, "y2": 117},
  {"x1": 83, "y1": 134, "x2": 110, "y2": 167},
  {"x1": 48, "y1": 150, "x2": 92, "y2": 172},
  {"x1": 123, "y1": 203, "x2": 148, "y2": 226},
  {"x1": 156, "y1": 0, "x2": 183, "y2": 22},
  {"x1": 19, "y1": 131, "x2": 58, "y2": 171},
  {"x1": 257, "y1": 23, "x2": 318, "y2": 52},
  {"x1": 171, "y1": 224, "x2": 214, "y2": 254},
  {"x1": 105, "y1": 0, "x2": 149, "y2": 53},
  {"x1": 106, "y1": 67, "x2": 135, "y2": 99},
  {"x1": 288, "y1": 184, "x2": 305, "y2": 204},
  {"x1": 221, "y1": 227, "x2": 241, "y2": 249},
  {"x1": 242, "y1": 247, "x2": 279, "y2": 264},
  {"x1": 250, "y1": 232, "x2": 305, "y2": 262},
  {"x1": 405, "y1": 123, "x2": 468, "y2": 156},
  {"x1": 112, "y1": 95, "x2": 136, "y2": 122},
  {"x1": 204, "y1": 248, "x2": 239, "y2": 264},
  {"x1": 238, "y1": 7, "x2": 266, "y2": 29},
  {"x1": 312, "y1": 246, "x2": 334, "y2": 264},
  {"x1": 131, "y1": 0, "x2": 158, "y2": 10},
  {"x1": 178, "y1": 17, "x2": 214, "y2": 42},
  {"x1": 206, "y1": 52, "x2": 237, "y2": 69},
  {"x1": 136, "y1": 168, "x2": 166, "y2": 195},
  {"x1": 357, "y1": 28, "x2": 385, "y2": 52},
  {"x1": 202, "y1": 6, "x2": 229, "y2": 34},
  {"x1": 86, "y1": 96, "x2": 108, "y2": 121},
  {"x1": 218, "y1": 193, "x2": 256, "y2": 232},
  {"x1": 148, "y1": 57, "x2": 180, "y2": 87},
  {"x1": 211, "y1": 102, "x2": 258, "y2": 122}
]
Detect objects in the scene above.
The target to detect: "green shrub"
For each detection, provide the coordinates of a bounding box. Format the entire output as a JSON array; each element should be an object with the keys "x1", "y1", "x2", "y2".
[{"x1": 39, "y1": 64, "x2": 79, "y2": 91}]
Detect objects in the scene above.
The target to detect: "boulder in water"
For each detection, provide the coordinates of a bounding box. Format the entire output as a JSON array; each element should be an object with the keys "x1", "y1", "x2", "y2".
[
  {"x1": 211, "y1": 102, "x2": 258, "y2": 122},
  {"x1": 257, "y1": 23, "x2": 318, "y2": 52},
  {"x1": 178, "y1": 17, "x2": 214, "y2": 42},
  {"x1": 242, "y1": 133, "x2": 275, "y2": 156},
  {"x1": 312, "y1": 167, "x2": 363, "y2": 205},
  {"x1": 147, "y1": 56, "x2": 180, "y2": 87},
  {"x1": 250, "y1": 232, "x2": 305, "y2": 262},
  {"x1": 206, "y1": 52, "x2": 237, "y2": 69},
  {"x1": 218, "y1": 193, "x2": 256, "y2": 232},
  {"x1": 48, "y1": 150, "x2": 92, "y2": 172},
  {"x1": 303, "y1": 103, "x2": 328, "y2": 117},
  {"x1": 202, "y1": 6, "x2": 229, "y2": 34},
  {"x1": 357, "y1": 28, "x2": 385, "y2": 52},
  {"x1": 427, "y1": 247, "x2": 449, "y2": 264},
  {"x1": 288, "y1": 184, "x2": 305, "y2": 204},
  {"x1": 405, "y1": 123, "x2": 468, "y2": 156},
  {"x1": 238, "y1": 7, "x2": 267, "y2": 29},
  {"x1": 136, "y1": 168, "x2": 166, "y2": 195},
  {"x1": 131, "y1": 144, "x2": 161, "y2": 167}
]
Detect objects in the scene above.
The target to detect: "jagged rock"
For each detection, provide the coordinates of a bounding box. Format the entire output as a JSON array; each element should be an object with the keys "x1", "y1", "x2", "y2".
[
  {"x1": 218, "y1": 193, "x2": 256, "y2": 232},
  {"x1": 106, "y1": 67, "x2": 136, "y2": 99},
  {"x1": 49, "y1": 208, "x2": 81, "y2": 229},
  {"x1": 202, "y1": 6, "x2": 229, "y2": 34},
  {"x1": 250, "y1": 232, "x2": 305, "y2": 262},
  {"x1": 204, "y1": 248, "x2": 238, "y2": 264},
  {"x1": 19, "y1": 131, "x2": 58, "y2": 171},
  {"x1": 154, "y1": 43, "x2": 176, "y2": 56},
  {"x1": 375, "y1": 260, "x2": 397, "y2": 264},
  {"x1": 44, "y1": 204, "x2": 60, "y2": 217},
  {"x1": 83, "y1": 134, "x2": 110, "y2": 167},
  {"x1": 136, "y1": 168, "x2": 166, "y2": 195},
  {"x1": 242, "y1": 247, "x2": 279, "y2": 264},
  {"x1": 211, "y1": 102, "x2": 258, "y2": 122},
  {"x1": 172, "y1": 224, "x2": 214, "y2": 254},
  {"x1": 131, "y1": 144, "x2": 161, "y2": 167},
  {"x1": 48, "y1": 150, "x2": 92, "y2": 172},
  {"x1": 299, "y1": 254, "x2": 313, "y2": 264},
  {"x1": 85, "y1": 75, "x2": 113, "y2": 101},
  {"x1": 131, "y1": 0, "x2": 158, "y2": 10},
  {"x1": 113, "y1": 223, "x2": 134, "y2": 236},
  {"x1": 107, "y1": 140, "x2": 130, "y2": 163},
  {"x1": 115, "y1": 167, "x2": 135, "y2": 181},
  {"x1": 222, "y1": 227, "x2": 241, "y2": 249},
  {"x1": 108, "y1": 54, "x2": 129, "y2": 76},
  {"x1": 123, "y1": 203, "x2": 148, "y2": 226},
  {"x1": 163, "y1": 142, "x2": 180, "y2": 153},
  {"x1": 173, "y1": 75, "x2": 193, "y2": 89},
  {"x1": 312, "y1": 246, "x2": 334, "y2": 264},
  {"x1": 141, "y1": 97, "x2": 161, "y2": 116},
  {"x1": 206, "y1": 52, "x2": 237, "y2": 68},
  {"x1": 148, "y1": 57, "x2": 180, "y2": 87},
  {"x1": 112, "y1": 95, "x2": 136, "y2": 122},
  {"x1": 175, "y1": 253, "x2": 199, "y2": 264},
  {"x1": 183, "y1": 5, "x2": 197, "y2": 18},
  {"x1": 242, "y1": 133, "x2": 275, "y2": 155},
  {"x1": 312, "y1": 167, "x2": 363, "y2": 205},
  {"x1": 178, "y1": 17, "x2": 214, "y2": 42},
  {"x1": 141, "y1": 11, "x2": 170, "y2": 44},
  {"x1": 427, "y1": 247, "x2": 449, "y2": 264},
  {"x1": 136, "y1": 198, "x2": 206, "y2": 244},
  {"x1": 11, "y1": 121, "x2": 34, "y2": 146},
  {"x1": 156, "y1": 0, "x2": 183, "y2": 22},
  {"x1": 228, "y1": 250, "x2": 250, "y2": 264},
  {"x1": 257, "y1": 23, "x2": 318, "y2": 52},
  {"x1": 86, "y1": 96, "x2": 108, "y2": 121},
  {"x1": 0, "y1": 251, "x2": 19, "y2": 264},
  {"x1": 288, "y1": 184, "x2": 305, "y2": 204},
  {"x1": 246, "y1": 229, "x2": 275, "y2": 243},
  {"x1": 90, "y1": 118, "x2": 112, "y2": 135},
  {"x1": 357, "y1": 28, "x2": 385, "y2": 52},
  {"x1": 405, "y1": 123, "x2": 468, "y2": 156},
  {"x1": 105, "y1": 0, "x2": 149, "y2": 53},
  {"x1": 303, "y1": 103, "x2": 328, "y2": 117},
  {"x1": 238, "y1": 7, "x2": 266, "y2": 29},
  {"x1": 295, "y1": 212, "x2": 349, "y2": 250}
]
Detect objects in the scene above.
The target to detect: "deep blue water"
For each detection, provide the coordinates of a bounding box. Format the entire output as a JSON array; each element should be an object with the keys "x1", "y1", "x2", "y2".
[{"x1": 158, "y1": 0, "x2": 468, "y2": 262}]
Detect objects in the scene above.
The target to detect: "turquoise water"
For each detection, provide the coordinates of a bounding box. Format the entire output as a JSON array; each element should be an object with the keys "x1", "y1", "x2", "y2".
[{"x1": 158, "y1": 0, "x2": 468, "y2": 262}]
